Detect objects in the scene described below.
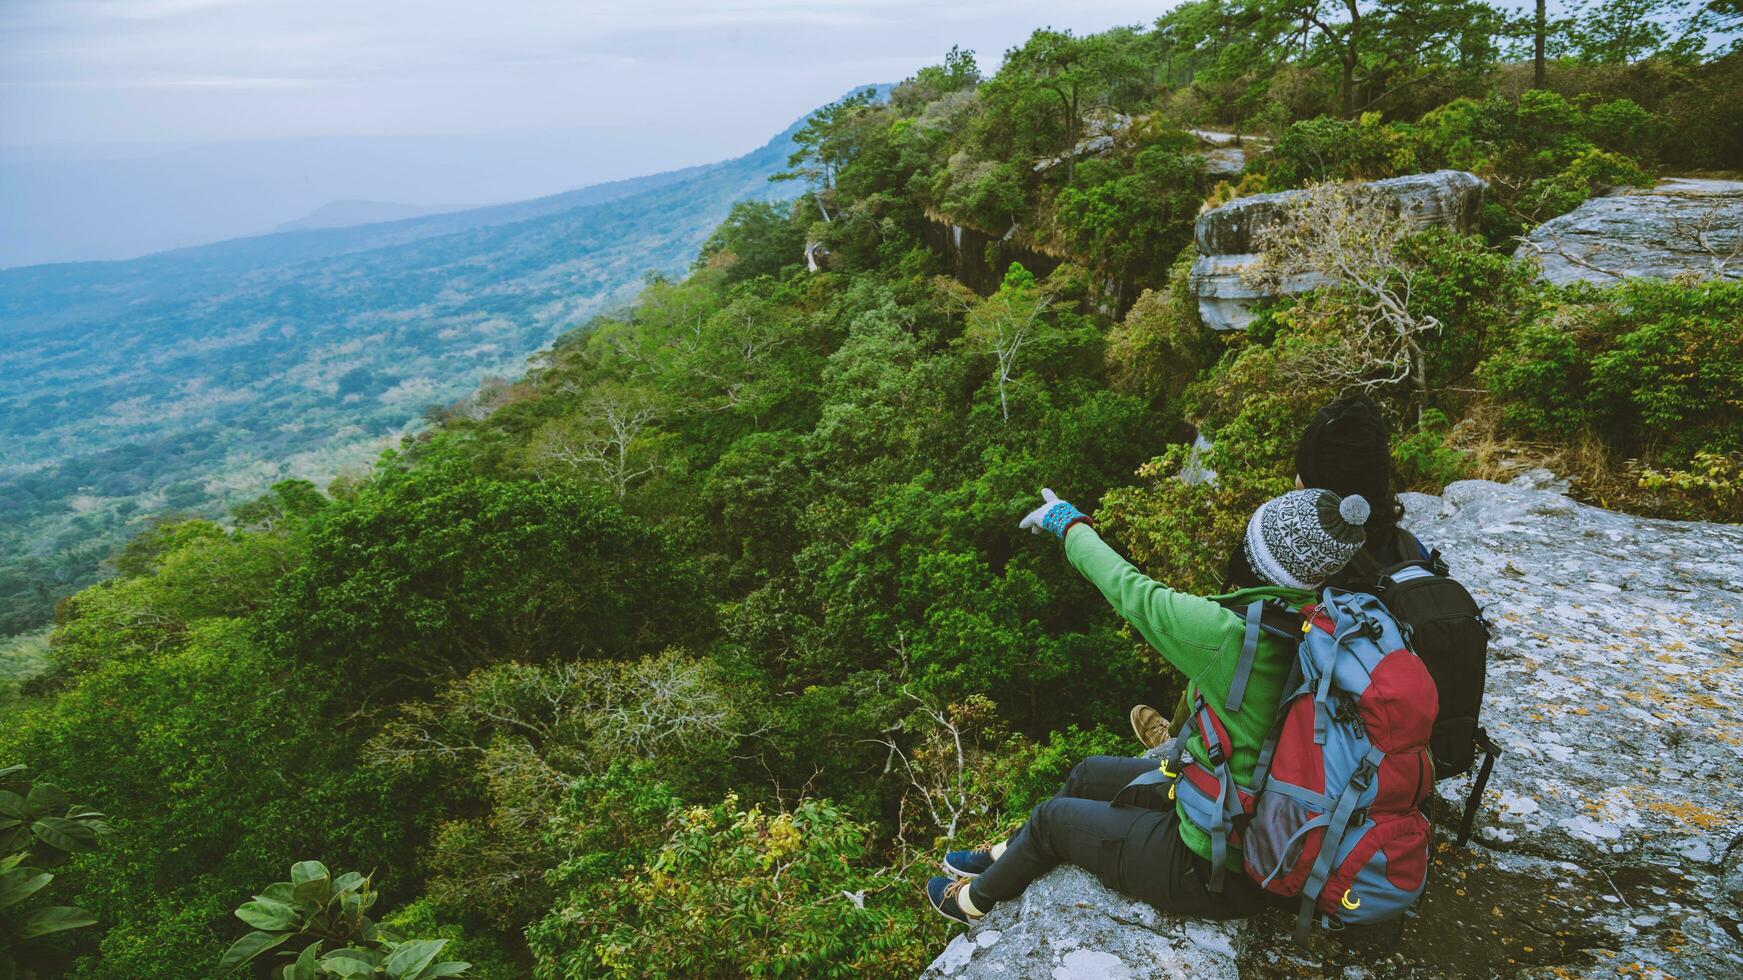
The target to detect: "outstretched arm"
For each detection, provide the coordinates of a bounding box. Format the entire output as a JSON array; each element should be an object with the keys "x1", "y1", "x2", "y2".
[{"x1": 1020, "y1": 489, "x2": 1237, "y2": 681}]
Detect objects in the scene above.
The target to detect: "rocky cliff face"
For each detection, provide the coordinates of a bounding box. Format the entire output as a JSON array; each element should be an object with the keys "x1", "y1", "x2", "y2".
[
  {"x1": 1516, "y1": 178, "x2": 1743, "y2": 287},
  {"x1": 925, "y1": 472, "x2": 1743, "y2": 979},
  {"x1": 1189, "y1": 170, "x2": 1486, "y2": 331}
]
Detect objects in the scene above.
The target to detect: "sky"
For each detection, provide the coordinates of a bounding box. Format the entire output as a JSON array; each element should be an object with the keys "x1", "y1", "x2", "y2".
[{"x1": 0, "y1": 0, "x2": 1170, "y2": 154}]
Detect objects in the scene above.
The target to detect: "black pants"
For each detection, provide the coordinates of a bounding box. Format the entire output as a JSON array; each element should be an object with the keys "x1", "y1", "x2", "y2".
[{"x1": 969, "y1": 755, "x2": 1272, "y2": 919}]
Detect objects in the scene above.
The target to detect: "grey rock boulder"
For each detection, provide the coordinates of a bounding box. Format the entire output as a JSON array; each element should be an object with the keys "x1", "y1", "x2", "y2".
[
  {"x1": 921, "y1": 867, "x2": 1244, "y2": 980},
  {"x1": 1517, "y1": 178, "x2": 1743, "y2": 286},
  {"x1": 925, "y1": 474, "x2": 1743, "y2": 977},
  {"x1": 1193, "y1": 169, "x2": 1485, "y2": 257},
  {"x1": 1190, "y1": 170, "x2": 1486, "y2": 331}
]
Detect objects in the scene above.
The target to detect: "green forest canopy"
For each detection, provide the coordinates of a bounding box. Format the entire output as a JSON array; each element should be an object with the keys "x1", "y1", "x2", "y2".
[{"x1": 3, "y1": 2, "x2": 1741, "y2": 975}]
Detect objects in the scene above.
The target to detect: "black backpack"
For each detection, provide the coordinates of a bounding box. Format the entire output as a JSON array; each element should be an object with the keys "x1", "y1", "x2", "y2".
[{"x1": 1344, "y1": 529, "x2": 1500, "y2": 846}]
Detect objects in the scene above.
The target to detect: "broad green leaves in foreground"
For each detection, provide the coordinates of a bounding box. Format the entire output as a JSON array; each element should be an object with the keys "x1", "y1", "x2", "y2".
[{"x1": 217, "y1": 862, "x2": 469, "y2": 979}]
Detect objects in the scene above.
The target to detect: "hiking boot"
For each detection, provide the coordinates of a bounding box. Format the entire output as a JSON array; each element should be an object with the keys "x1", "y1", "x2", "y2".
[
  {"x1": 942, "y1": 848, "x2": 996, "y2": 878},
  {"x1": 927, "y1": 876, "x2": 988, "y2": 926},
  {"x1": 1130, "y1": 703, "x2": 1170, "y2": 750}
]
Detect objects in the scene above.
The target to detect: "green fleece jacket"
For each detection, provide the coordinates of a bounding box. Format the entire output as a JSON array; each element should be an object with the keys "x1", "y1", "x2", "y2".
[{"x1": 1064, "y1": 524, "x2": 1311, "y2": 869}]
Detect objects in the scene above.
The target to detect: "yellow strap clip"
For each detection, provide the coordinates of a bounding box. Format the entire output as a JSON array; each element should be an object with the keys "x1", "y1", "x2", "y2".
[
  {"x1": 1340, "y1": 889, "x2": 1361, "y2": 911},
  {"x1": 1158, "y1": 760, "x2": 1178, "y2": 779}
]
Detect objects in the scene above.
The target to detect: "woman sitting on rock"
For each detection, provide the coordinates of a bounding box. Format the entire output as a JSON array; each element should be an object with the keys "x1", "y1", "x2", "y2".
[
  {"x1": 1129, "y1": 391, "x2": 1425, "y2": 749},
  {"x1": 926, "y1": 485, "x2": 1371, "y2": 925}
]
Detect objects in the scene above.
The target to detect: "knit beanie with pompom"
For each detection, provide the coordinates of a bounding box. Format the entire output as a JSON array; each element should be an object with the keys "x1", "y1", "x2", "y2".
[{"x1": 1243, "y1": 489, "x2": 1371, "y2": 590}]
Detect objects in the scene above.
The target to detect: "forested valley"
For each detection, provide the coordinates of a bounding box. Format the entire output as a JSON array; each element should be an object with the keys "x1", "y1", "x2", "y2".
[{"x1": 4, "y1": 1, "x2": 1741, "y2": 976}]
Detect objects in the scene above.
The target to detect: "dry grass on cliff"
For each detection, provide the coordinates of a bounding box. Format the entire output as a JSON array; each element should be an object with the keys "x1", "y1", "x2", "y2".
[{"x1": 1449, "y1": 400, "x2": 1731, "y2": 520}]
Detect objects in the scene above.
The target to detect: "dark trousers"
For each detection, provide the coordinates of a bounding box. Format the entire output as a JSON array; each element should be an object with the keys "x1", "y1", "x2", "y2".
[{"x1": 969, "y1": 755, "x2": 1271, "y2": 919}]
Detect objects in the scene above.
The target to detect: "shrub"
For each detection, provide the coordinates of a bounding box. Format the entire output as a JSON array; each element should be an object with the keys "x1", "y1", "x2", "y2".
[
  {"x1": 1391, "y1": 409, "x2": 1471, "y2": 492},
  {"x1": 1103, "y1": 250, "x2": 1214, "y2": 403},
  {"x1": 215, "y1": 861, "x2": 471, "y2": 979},
  {"x1": 1264, "y1": 113, "x2": 1416, "y2": 188},
  {"x1": 0, "y1": 765, "x2": 110, "y2": 978},
  {"x1": 527, "y1": 791, "x2": 934, "y2": 978},
  {"x1": 1637, "y1": 452, "x2": 1743, "y2": 522},
  {"x1": 992, "y1": 725, "x2": 1133, "y2": 817},
  {"x1": 1485, "y1": 279, "x2": 1743, "y2": 462}
]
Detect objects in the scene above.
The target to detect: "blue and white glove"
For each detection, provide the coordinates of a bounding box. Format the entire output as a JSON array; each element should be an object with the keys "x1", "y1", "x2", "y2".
[{"x1": 1018, "y1": 488, "x2": 1091, "y2": 539}]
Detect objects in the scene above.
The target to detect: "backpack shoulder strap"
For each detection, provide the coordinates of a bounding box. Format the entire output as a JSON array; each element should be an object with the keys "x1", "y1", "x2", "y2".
[{"x1": 1223, "y1": 598, "x2": 1305, "y2": 714}]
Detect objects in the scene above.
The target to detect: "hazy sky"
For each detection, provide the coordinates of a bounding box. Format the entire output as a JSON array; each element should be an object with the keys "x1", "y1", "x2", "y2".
[{"x1": 1, "y1": 0, "x2": 1168, "y2": 153}]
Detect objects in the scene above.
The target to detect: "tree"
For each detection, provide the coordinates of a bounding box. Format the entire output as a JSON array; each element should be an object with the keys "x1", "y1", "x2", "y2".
[
  {"x1": 997, "y1": 29, "x2": 1141, "y2": 181},
  {"x1": 773, "y1": 88, "x2": 882, "y2": 221},
  {"x1": 529, "y1": 387, "x2": 664, "y2": 499},
  {"x1": 695, "y1": 201, "x2": 806, "y2": 283},
  {"x1": 1567, "y1": 0, "x2": 1696, "y2": 63},
  {"x1": 364, "y1": 652, "x2": 743, "y2": 930},
  {"x1": 962, "y1": 264, "x2": 1054, "y2": 422},
  {"x1": 1245, "y1": 183, "x2": 1448, "y2": 424},
  {"x1": 1535, "y1": 0, "x2": 1548, "y2": 86},
  {"x1": 262, "y1": 467, "x2": 709, "y2": 689},
  {"x1": 1272, "y1": 0, "x2": 1372, "y2": 116}
]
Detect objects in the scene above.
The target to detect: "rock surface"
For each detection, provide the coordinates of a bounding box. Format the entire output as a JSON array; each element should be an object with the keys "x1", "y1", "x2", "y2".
[
  {"x1": 925, "y1": 473, "x2": 1743, "y2": 978},
  {"x1": 1186, "y1": 129, "x2": 1266, "y2": 177},
  {"x1": 1518, "y1": 178, "x2": 1743, "y2": 286},
  {"x1": 1190, "y1": 170, "x2": 1486, "y2": 330}
]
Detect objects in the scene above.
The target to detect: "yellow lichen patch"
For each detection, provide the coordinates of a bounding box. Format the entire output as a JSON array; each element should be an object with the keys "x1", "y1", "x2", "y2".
[{"x1": 1641, "y1": 798, "x2": 1732, "y2": 830}]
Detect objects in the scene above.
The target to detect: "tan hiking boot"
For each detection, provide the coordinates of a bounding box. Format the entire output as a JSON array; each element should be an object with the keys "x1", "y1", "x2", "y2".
[{"x1": 1129, "y1": 704, "x2": 1170, "y2": 750}]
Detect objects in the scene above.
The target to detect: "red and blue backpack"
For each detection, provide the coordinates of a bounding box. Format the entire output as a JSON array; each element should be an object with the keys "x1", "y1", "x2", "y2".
[{"x1": 1140, "y1": 589, "x2": 1439, "y2": 941}]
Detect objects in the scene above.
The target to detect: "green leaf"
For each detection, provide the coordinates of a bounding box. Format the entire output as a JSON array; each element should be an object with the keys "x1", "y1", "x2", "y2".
[
  {"x1": 0, "y1": 854, "x2": 24, "y2": 873},
  {"x1": 291, "y1": 874, "x2": 331, "y2": 910},
  {"x1": 260, "y1": 881, "x2": 296, "y2": 903},
  {"x1": 31, "y1": 816, "x2": 98, "y2": 852},
  {"x1": 332, "y1": 871, "x2": 366, "y2": 897},
  {"x1": 0, "y1": 870, "x2": 52, "y2": 909},
  {"x1": 215, "y1": 930, "x2": 291, "y2": 977},
  {"x1": 23, "y1": 783, "x2": 68, "y2": 818},
  {"x1": 383, "y1": 939, "x2": 447, "y2": 980},
  {"x1": 14, "y1": 905, "x2": 98, "y2": 940},
  {"x1": 285, "y1": 941, "x2": 321, "y2": 980},
  {"x1": 0, "y1": 764, "x2": 26, "y2": 782},
  {"x1": 421, "y1": 962, "x2": 471, "y2": 979},
  {"x1": 289, "y1": 860, "x2": 330, "y2": 887},
  {"x1": 318, "y1": 949, "x2": 382, "y2": 978},
  {"x1": 0, "y1": 791, "x2": 22, "y2": 818},
  {"x1": 234, "y1": 897, "x2": 300, "y2": 931}
]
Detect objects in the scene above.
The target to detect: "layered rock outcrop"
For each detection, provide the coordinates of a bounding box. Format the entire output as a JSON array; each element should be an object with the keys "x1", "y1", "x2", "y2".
[
  {"x1": 1517, "y1": 178, "x2": 1743, "y2": 286},
  {"x1": 925, "y1": 472, "x2": 1743, "y2": 979},
  {"x1": 1189, "y1": 170, "x2": 1486, "y2": 330}
]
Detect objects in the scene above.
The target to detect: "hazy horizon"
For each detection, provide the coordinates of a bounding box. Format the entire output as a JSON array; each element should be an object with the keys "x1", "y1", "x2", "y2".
[{"x1": 0, "y1": 0, "x2": 1168, "y2": 267}]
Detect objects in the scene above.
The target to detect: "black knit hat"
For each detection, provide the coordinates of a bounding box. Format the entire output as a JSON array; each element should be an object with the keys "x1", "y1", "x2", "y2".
[{"x1": 1295, "y1": 393, "x2": 1391, "y2": 505}]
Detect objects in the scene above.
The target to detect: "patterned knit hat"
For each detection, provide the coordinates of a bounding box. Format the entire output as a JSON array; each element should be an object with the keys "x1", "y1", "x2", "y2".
[{"x1": 1243, "y1": 489, "x2": 1370, "y2": 590}]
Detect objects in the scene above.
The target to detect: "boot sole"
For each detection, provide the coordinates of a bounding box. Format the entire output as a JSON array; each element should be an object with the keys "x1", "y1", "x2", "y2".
[{"x1": 1130, "y1": 705, "x2": 1168, "y2": 750}]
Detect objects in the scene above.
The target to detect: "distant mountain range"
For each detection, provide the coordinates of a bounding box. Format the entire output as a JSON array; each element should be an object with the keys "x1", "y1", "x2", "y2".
[
  {"x1": 274, "y1": 200, "x2": 474, "y2": 233},
  {"x1": 0, "y1": 103, "x2": 818, "y2": 636},
  {"x1": 0, "y1": 124, "x2": 775, "y2": 267}
]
